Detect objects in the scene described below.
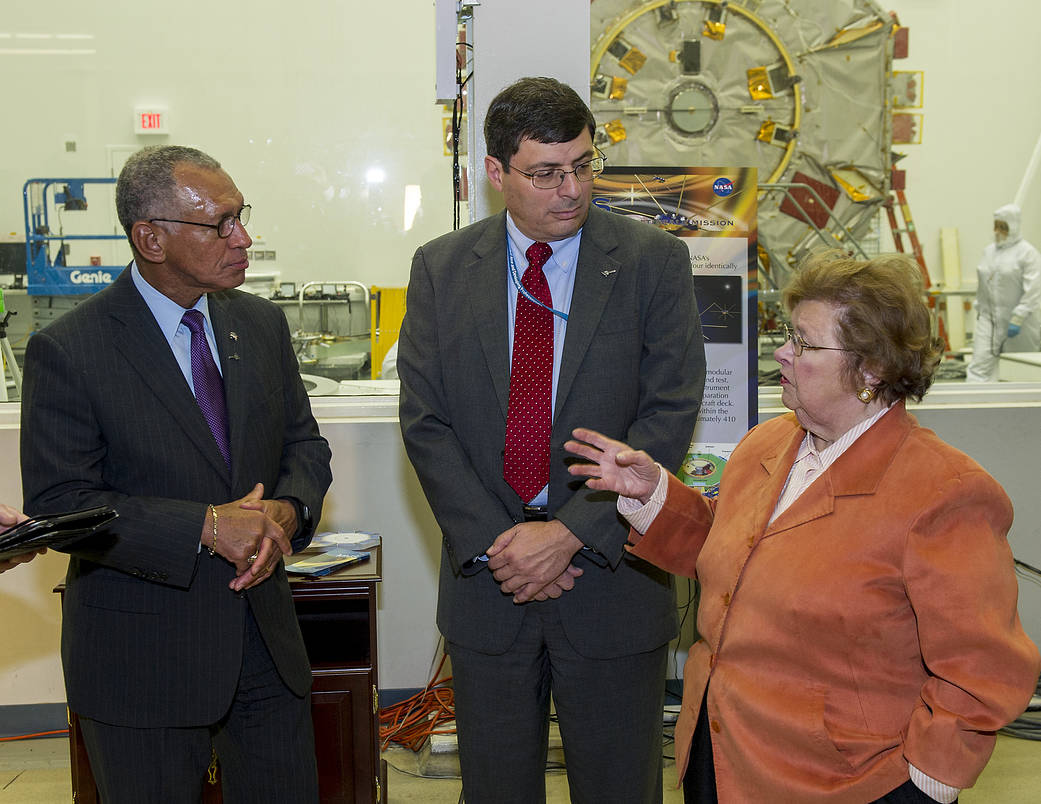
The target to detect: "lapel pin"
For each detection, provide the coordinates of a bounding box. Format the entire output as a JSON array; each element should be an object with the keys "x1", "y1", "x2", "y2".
[
  {"x1": 601, "y1": 269, "x2": 617, "y2": 277},
  {"x1": 229, "y1": 332, "x2": 238, "y2": 341}
]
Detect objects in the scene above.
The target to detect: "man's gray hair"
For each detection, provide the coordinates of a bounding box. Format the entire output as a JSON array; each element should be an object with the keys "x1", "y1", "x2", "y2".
[{"x1": 115, "y1": 146, "x2": 221, "y2": 237}]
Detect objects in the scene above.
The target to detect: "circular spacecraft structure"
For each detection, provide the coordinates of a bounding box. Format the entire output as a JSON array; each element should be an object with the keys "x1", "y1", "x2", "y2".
[{"x1": 591, "y1": 0, "x2": 898, "y2": 288}]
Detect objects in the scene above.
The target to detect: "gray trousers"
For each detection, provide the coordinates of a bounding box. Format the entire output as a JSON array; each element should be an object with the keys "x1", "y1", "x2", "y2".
[{"x1": 449, "y1": 602, "x2": 668, "y2": 804}]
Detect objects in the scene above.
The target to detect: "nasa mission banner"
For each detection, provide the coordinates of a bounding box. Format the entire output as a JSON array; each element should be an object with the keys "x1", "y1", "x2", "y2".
[{"x1": 593, "y1": 166, "x2": 757, "y2": 497}]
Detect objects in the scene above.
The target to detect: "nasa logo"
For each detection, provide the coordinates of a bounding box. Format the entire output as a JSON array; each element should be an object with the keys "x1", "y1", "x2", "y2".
[
  {"x1": 712, "y1": 178, "x2": 734, "y2": 197},
  {"x1": 69, "y1": 270, "x2": 113, "y2": 285}
]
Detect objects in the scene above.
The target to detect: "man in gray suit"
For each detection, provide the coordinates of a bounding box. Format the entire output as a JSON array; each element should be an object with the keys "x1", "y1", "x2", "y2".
[
  {"x1": 20, "y1": 145, "x2": 332, "y2": 802},
  {"x1": 399, "y1": 77, "x2": 705, "y2": 803}
]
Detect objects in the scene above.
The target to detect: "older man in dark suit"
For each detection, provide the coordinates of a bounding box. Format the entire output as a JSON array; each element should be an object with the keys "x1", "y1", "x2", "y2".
[
  {"x1": 20, "y1": 145, "x2": 332, "y2": 802},
  {"x1": 398, "y1": 77, "x2": 705, "y2": 803}
]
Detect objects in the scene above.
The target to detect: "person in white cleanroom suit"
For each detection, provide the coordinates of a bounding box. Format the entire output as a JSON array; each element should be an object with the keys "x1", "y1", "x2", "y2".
[{"x1": 966, "y1": 203, "x2": 1041, "y2": 381}]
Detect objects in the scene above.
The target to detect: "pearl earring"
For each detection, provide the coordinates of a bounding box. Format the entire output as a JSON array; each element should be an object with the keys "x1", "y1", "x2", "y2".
[{"x1": 857, "y1": 387, "x2": 875, "y2": 404}]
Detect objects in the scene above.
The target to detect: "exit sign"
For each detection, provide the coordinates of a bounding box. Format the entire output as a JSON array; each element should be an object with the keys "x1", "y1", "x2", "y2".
[{"x1": 134, "y1": 107, "x2": 169, "y2": 135}]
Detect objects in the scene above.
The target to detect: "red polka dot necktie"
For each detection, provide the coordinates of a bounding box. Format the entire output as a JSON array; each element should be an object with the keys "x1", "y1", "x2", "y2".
[
  {"x1": 504, "y1": 241, "x2": 554, "y2": 503},
  {"x1": 181, "y1": 310, "x2": 231, "y2": 469}
]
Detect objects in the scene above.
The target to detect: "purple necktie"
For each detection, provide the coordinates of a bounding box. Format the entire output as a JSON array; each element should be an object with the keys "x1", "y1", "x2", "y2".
[{"x1": 181, "y1": 310, "x2": 231, "y2": 468}]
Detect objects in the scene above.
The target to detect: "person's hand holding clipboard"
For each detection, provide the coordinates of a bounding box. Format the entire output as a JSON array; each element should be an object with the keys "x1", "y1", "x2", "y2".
[{"x1": 0, "y1": 504, "x2": 117, "y2": 565}]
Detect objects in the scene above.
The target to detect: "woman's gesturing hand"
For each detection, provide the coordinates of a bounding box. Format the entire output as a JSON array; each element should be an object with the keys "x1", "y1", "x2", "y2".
[{"x1": 564, "y1": 428, "x2": 661, "y2": 505}]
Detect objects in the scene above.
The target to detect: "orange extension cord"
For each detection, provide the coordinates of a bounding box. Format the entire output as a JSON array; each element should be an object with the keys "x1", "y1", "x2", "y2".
[
  {"x1": 378, "y1": 651, "x2": 456, "y2": 752},
  {"x1": 0, "y1": 729, "x2": 69, "y2": 742}
]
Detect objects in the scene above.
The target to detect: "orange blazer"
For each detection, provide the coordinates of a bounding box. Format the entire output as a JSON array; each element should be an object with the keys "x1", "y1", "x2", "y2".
[{"x1": 631, "y1": 403, "x2": 1039, "y2": 802}]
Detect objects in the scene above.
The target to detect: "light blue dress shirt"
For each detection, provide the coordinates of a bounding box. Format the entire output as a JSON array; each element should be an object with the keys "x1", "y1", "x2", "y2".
[{"x1": 130, "y1": 261, "x2": 223, "y2": 397}]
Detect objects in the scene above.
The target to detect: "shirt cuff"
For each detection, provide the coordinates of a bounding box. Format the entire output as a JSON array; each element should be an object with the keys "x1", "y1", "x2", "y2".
[
  {"x1": 615, "y1": 464, "x2": 668, "y2": 534},
  {"x1": 908, "y1": 762, "x2": 960, "y2": 803}
]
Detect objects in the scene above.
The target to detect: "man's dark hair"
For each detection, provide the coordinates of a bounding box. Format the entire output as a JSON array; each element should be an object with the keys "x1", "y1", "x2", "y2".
[
  {"x1": 115, "y1": 145, "x2": 221, "y2": 237},
  {"x1": 484, "y1": 77, "x2": 596, "y2": 170}
]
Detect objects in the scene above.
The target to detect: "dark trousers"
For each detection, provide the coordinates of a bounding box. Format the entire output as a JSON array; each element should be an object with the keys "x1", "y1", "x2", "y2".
[
  {"x1": 449, "y1": 603, "x2": 669, "y2": 804},
  {"x1": 682, "y1": 693, "x2": 717, "y2": 804},
  {"x1": 79, "y1": 609, "x2": 318, "y2": 803}
]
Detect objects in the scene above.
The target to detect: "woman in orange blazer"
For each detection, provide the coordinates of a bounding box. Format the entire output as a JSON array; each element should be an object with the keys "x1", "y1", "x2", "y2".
[{"x1": 566, "y1": 252, "x2": 1040, "y2": 803}]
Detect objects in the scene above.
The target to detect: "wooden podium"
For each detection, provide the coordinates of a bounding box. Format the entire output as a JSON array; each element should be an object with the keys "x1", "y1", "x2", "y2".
[{"x1": 60, "y1": 547, "x2": 385, "y2": 803}]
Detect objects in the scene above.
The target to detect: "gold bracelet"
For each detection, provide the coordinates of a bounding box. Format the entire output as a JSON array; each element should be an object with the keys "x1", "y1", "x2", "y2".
[{"x1": 208, "y1": 504, "x2": 218, "y2": 557}]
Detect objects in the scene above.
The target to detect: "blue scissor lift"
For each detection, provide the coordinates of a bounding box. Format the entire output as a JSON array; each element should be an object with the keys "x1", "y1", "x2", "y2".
[{"x1": 23, "y1": 178, "x2": 128, "y2": 295}]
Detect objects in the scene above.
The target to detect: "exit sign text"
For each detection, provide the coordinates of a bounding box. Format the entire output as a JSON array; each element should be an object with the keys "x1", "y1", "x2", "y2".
[{"x1": 134, "y1": 107, "x2": 169, "y2": 135}]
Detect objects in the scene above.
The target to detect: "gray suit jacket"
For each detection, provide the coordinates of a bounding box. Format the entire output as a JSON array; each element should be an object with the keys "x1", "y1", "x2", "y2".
[
  {"x1": 399, "y1": 206, "x2": 705, "y2": 658},
  {"x1": 20, "y1": 268, "x2": 332, "y2": 727}
]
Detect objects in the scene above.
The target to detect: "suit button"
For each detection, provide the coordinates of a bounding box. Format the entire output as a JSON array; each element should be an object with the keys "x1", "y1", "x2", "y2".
[
  {"x1": 711, "y1": 720, "x2": 721, "y2": 733},
  {"x1": 709, "y1": 653, "x2": 717, "y2": 668},
  {"x1": 721, "y1": 592, "x2": 730, "y2": 607}
]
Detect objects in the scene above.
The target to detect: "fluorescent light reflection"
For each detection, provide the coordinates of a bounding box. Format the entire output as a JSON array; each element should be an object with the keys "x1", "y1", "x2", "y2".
[
  {"x1": 0, "y1": 31, "x2": 96, "y2": 54},
  {"x1": 0, "y1": 49, "x2": 96, "y2": 55},
  {"x1": 403, "y1": 185, "x2": 422, "y2": 231}
]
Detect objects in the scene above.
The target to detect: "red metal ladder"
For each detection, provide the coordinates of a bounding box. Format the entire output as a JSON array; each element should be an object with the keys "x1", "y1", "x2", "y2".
[{"x1": 885, "y1": 189, "x2": 952, "y2": 353}]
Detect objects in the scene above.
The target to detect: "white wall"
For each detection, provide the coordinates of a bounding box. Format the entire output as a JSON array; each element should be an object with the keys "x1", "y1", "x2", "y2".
[
  {"x1": 888, "y1": 0, "x2": 1041, "y2": 283},
  {"x1": 0, "y1": 404, "x2": 67, "y2": 704},
  {"x1": 5, "y1": 0, "x2": 1041, "y2": 706},
  {"x1": 5, "y1": 1, "x2": 1039, "y2": 290},
  {"x1": 6, "y1": 387, "x2": 1041, "y2": 706},
  {"x1": 466, "y1": 0, "x2": 590, "y2": 221},
  {"x1": 1, "y1": 0, "x2": 454, "y2": 289},
  {"x1": 0, "y1": 398, "x2": 449, "y2": 704}
]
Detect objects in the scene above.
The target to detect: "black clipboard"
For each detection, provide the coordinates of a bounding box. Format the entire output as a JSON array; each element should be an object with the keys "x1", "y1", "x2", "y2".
[{"x1": 0, "y1": 506, "x2": 118, "y2": 560}]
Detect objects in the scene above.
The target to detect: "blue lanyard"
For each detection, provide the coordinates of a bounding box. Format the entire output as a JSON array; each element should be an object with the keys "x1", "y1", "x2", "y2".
[{"x1": 507, "y1": 246, "x2": 569, "y2": 321}]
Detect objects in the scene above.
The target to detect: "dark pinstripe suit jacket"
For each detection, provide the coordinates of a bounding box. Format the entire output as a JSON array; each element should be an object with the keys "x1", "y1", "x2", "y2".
[
  {"x1": 20, "y1": 268, "x2": 332, "y2": 727},
  {"x1": 399, "y1": 206, "x2": 706, "y2": 659}
]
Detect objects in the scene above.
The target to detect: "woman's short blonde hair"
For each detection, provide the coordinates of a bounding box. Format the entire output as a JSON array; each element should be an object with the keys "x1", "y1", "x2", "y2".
[{"x1": 782, "y1": 251, "x2": 944, "y2": 404}]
